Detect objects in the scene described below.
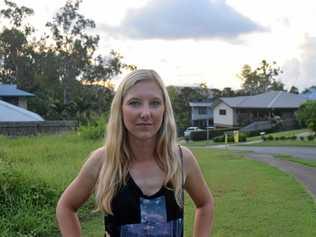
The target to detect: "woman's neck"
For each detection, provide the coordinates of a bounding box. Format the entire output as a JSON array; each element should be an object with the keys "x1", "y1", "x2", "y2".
[{"x1": 128, "y1": 136, "x2": 157, "y2": 161}]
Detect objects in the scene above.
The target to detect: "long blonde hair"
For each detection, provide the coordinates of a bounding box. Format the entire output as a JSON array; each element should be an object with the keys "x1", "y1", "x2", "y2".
[{"x1": 95, "y1": 69, "x2": 182, "y2": 214}]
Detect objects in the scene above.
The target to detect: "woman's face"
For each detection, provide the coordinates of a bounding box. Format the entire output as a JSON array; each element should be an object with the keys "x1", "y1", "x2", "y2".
[{"x1": 122, "y1": 80, "x2": 165, "y2": 141}]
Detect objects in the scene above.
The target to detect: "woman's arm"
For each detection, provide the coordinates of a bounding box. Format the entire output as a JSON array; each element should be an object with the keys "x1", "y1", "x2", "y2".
[
  {"x1": 182, "y1": 146, "x2": 214, "y2": 237},
  {"x1": 56, "y1": 147, "x2": 105, "y2": 237}
]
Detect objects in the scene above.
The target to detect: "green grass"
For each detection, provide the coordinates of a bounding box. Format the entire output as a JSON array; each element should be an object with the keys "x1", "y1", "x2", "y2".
[
  {"x1": 274, "y1": 154, "x2": 316, "y2": 168},
  {"x1": 242, "y1": 139, "x2": 316, "y2": 147},
  {"x1": 247, "y1": 128, "x2": 310, "y2": 141},
  {"x1": 1, "y1": 134, "x2": 316, "y2": 236}
]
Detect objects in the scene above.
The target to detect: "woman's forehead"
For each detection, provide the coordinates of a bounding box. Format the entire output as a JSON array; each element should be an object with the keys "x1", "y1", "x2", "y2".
[{"x1": 124, "y1": 80, "x2": 164, "y2": 99}]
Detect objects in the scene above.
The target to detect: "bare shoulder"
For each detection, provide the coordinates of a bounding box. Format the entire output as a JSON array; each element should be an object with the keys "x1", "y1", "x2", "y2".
[
  {"x1": 177, "y1": 145, "x2": 198, "y2": 179},
  {"x1": 80, "y1": 147, "x2": 105, "y2": 180}
]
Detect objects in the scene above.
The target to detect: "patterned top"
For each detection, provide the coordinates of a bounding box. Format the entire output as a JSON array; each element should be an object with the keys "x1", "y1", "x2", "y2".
[{"x1": 104, "y1": 148, "x2": 184, "y2": 237}]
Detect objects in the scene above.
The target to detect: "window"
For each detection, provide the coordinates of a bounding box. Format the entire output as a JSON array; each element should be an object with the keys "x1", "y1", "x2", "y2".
[
  {"x1": 198, "y1": 107, "x2": 207, "y2": 114},
  {"x1": 219, "y1": 109, "x2": 226, "y2": 115}
]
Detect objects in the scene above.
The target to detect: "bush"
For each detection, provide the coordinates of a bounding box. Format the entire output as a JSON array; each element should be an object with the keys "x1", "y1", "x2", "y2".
[
  {"x1": 267, "y1": 135, "x2": 274, "y2": 141},
  {"x1": 299, "y1": 136, "x2": 305, "y2": 141},
  {"x1": 307, "y1": 135, "x2": 315, "y2": 141},
  {"x1": 190, "y1": 128, "x2": 240, "y2": 141},
  {"x1": 79, "y1": 113, "x2": 108, "y2": 140},
  {"x1": 290, "y1": 135, "x2": 297, "y2": 140},
  {"x1": 0, "y1": 166, "x2": 58, "y2": 236}
]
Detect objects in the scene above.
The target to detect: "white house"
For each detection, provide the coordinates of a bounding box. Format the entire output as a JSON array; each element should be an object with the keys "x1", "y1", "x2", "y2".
[{"x1": 213, "y1": 91, "x2": 307, "y2": 128}]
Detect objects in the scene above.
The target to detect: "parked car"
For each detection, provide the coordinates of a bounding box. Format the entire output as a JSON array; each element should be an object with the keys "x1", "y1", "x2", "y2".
[{"x1": 184, "y1": 127, "x2": 201, "y2": 137}]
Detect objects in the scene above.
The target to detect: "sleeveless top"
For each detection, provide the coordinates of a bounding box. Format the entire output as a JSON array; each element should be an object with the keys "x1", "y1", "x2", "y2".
[{"x1": 104, "y1": 147, "x2": 184, "y2": 237}]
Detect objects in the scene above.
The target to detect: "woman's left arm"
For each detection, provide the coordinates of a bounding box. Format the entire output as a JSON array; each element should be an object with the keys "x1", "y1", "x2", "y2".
[{"x1": 182, "y1": 146, "x2": 214, "y2": 237}]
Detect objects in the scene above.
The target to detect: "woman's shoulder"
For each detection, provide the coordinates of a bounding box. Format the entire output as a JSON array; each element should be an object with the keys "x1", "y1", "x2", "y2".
[
  {"x1": 80, "y1": 147, "x2": 106, "y2": 180},
  {"x1": 177, "y1": 145, "x2": 197, "y2": 177}
]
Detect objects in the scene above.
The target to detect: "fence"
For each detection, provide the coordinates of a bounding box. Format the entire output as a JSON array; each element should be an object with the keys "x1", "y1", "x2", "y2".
[{"x1": 0, "y1": 120, "x2": 78, "y2": 137}]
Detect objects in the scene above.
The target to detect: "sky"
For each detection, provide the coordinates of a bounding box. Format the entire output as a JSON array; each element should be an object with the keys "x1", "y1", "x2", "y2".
[{"x1": 1, "y1": 0, "x2": 316, "y2": 91}]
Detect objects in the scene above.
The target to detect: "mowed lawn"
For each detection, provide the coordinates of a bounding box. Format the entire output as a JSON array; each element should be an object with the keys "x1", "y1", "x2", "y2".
[{"x1": 1, "y1": 133, "x2": 316, "y2": 236}]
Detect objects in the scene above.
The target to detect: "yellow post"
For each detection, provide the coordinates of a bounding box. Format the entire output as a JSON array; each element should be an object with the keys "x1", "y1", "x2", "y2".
[{"x1": 234, "y1": 130, "x2": 239, "y2": 143}]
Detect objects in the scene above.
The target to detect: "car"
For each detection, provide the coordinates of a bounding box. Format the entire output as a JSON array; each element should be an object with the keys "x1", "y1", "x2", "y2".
[{"x1": 184, "y1": 126, "x2": 201, "y2": 137}]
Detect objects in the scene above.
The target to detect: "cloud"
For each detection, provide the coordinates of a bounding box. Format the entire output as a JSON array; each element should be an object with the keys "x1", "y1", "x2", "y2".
[
  {"x1": 281, "y1": 36, "x2": 316, "y2": 91},
  {"x1": 101, "y1": 0, "x2": 264, "y2": 40}
]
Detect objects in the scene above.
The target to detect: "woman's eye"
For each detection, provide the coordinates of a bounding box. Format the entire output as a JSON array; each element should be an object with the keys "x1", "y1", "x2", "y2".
[
  {"x1": 128, "y1": 101, "x2": 141, "y2": 107},
  {"x1": 151, "y1": 100, "x2": 161, "y2": 107}
]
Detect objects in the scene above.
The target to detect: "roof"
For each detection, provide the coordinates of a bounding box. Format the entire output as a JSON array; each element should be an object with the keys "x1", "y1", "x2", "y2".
[
  {"x1": 0, "y1": 84, "x2": 34, "y2": 97},
  {"x1": 0, "y1": 100, "x2": 44, "y2": 122},
  {"x1": 189, "y1": 102, "x2": 213, "y2": 107},
  {"x1": 219, "y1": 91, "x2": 307, "y2": 109}
]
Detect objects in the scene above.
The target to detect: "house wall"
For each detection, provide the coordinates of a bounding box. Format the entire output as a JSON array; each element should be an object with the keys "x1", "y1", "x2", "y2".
[
  {"x1": 18, "y1": 97, "x2": 28, "y2": 109},
  {"x1": 213, "y1": 102, "x2": 234, "y2": 127},
  {"x1": 191, "y1": 107, "x2": 213, "y2": 121}
]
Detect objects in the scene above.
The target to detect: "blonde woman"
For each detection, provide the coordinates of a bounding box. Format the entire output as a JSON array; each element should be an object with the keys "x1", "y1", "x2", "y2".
[{"x1": 56, "y1": 69, "x2": 214, "y2": 236}]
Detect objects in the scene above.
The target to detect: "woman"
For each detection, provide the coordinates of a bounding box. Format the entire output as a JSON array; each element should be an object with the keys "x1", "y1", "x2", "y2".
[{"x1": 56, "y1": 69, "x2": 214, "y2": 236}]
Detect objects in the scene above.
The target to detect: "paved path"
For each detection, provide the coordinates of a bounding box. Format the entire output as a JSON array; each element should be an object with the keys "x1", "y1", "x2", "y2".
[
  {"x1": 223, "y1": 146, "x2": 316, "y2": 161},
  {"x1": 244, "y1": 152, "x2": 316, "y2": 200}
]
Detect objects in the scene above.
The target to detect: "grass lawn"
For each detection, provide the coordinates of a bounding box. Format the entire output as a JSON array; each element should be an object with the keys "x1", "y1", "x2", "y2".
[
  {"x1": 241, "y1": 139, "x2": 316, "y2": 147},
  {"x1": 246, "y1": 128, "x2": 310, "y2": 142},
  {"x1": 1, "y1": 133, "x2": 316, "y2": 236},
  {"x1": 274, "y1": 154, "x2": 316, "y2": 168}
]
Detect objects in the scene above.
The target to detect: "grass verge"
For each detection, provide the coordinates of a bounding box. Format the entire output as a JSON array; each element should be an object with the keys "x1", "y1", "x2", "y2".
[{"x1": 1, "y1": 134, "x2": 316, "y2": 236}]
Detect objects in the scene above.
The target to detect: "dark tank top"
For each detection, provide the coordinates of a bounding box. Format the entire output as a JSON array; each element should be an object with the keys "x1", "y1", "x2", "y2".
[{"x1": 104, "y1": 147, "x2": 184, "y2": 237}]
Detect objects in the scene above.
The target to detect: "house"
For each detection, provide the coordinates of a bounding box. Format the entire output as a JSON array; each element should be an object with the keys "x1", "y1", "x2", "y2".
[
  {"x1": 189, "y1": 99, "x2": 213, "y2": 128},
  {"x1": 0, "y1": 84, "x2": 34, "y2": 109},
  {"x1": 0, "y1": 99, "x2": 44, "y2": 122},
  {"x1": 213, "y1": 91, "x2": 307, "y2": 128},
  {"x1": 0, "y1": 84, "x2": 44, "y2": 122}
]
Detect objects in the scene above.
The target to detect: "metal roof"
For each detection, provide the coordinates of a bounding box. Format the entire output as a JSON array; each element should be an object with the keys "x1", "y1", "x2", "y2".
[
  {"x1": 220, "y1": 91, "x2": 307, "y2": 109},
  {"x1": 189, "y1": 102, "x2": 213, "y2": 107},
  {"x1": 0, "y1": 100, "x2": 44, "y2": 122},
  {"x1": 0, "y1": 84, "x2": 34, "y2": 97}
]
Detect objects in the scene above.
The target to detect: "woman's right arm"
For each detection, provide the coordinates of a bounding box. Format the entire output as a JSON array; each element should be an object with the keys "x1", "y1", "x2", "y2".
[{"x1": 56, "y1": 147, "x2": 105, "y2": 237}]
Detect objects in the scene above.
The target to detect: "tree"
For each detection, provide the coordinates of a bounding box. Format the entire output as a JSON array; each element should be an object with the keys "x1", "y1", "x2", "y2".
[
  {"x1": 0, "y1": 0, "x2": 34, "y2": 88},
  {"x1": 45, "y1": 0, "x2": 100, "y2": 105},
  {"x1": 289, "y1": 86, "x2": 299, "y2": 94},
  {"x1": 238, "y1": 60, "x2": 284, "y2": 95},
  {"x1": 221, "y1": 87, "x2": 235, "y2": 97},
  {"x1": 296, "y1": 100, "x2": 316, "y2": 133}
]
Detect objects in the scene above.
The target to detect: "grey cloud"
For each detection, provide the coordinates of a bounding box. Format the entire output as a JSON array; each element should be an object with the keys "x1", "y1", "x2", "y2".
[{"x1": 102, "y1": 0, "x2": 264, "y2": 40}]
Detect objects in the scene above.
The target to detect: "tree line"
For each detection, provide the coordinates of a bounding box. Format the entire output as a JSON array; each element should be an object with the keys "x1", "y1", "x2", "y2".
[{"x1": 0, "y1": 0, "x2": 135, "y2": 124}]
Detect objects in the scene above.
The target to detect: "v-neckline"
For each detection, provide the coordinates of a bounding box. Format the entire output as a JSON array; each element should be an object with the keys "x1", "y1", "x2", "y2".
[{"x1": 128, "y1": 173, "x2": 165, "y2": 199}]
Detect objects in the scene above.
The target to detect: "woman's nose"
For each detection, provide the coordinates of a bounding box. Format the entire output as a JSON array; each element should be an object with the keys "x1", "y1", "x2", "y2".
[{"x1": 140, "y1": 105, "x2": 151, "y2": 119}]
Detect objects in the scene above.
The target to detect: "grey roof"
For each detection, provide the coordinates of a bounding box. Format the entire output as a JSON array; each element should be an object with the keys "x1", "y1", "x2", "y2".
[
  {"x1": 189, "y1": 102, "x2": 213, "y2": 107},
  {"x1": 220, "y1": 91, "x2": 307, "y2": 109},
  {"x1": 0, "y1": 100, "x2": 44, "y2": 122},
  {"x1": 0, "y1": 84, "x2": 34, "y2": 97}
]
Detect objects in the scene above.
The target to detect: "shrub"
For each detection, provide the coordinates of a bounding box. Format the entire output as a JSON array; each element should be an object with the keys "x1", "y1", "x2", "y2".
[
  {"x1": 299, "y1": 136, "x2": 305, "y2": 141},
  {"x1": 0, "y1": 166, "x2": 58, "y2": 236},
  {"x1": 290, "y1": 135, "x2": 297, "y2": 140},
  {"x1": 79, "y1": 113, "x2": 108, "y2": 140},
  {"x1": 280, "y1": 136, "x2": 286, "y2": 140},
  {"x1": 267, "y1": 135, "x2": 274, "y2": 140},
  {"x1": 307, "y1": 135, "x2": 315, "y2": 141}
]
